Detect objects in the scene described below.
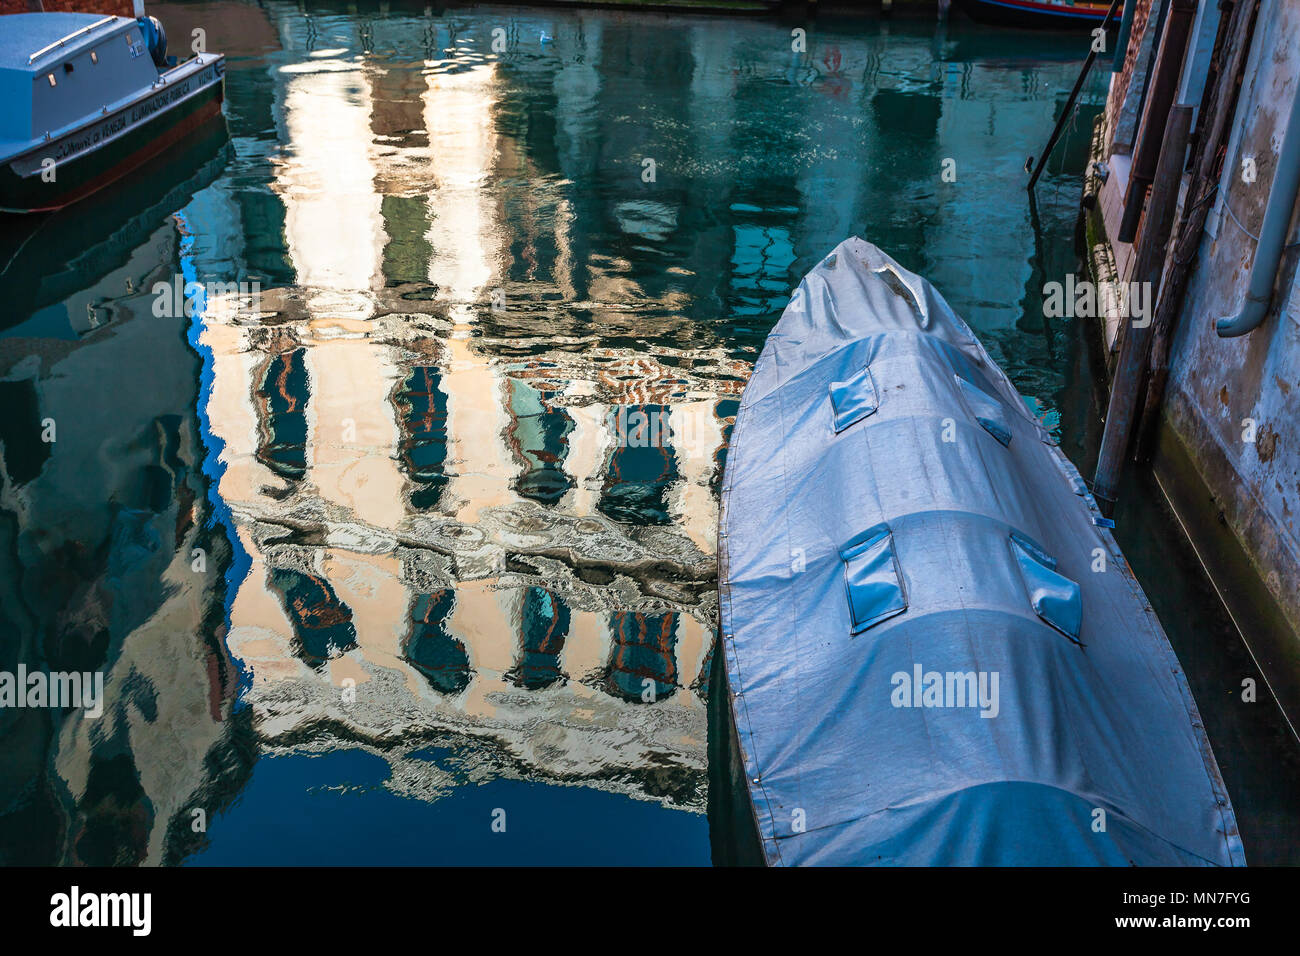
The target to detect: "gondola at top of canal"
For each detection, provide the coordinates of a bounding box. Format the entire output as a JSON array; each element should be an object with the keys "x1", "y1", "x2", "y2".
[
  {"x1": 0, "y1": 5, "x2": 224, "y2": 214},
  {"x1": 717, "y1": 238, "x2": 1244, "y2": 866},
  {"x1": 953, "y1": 0, "x2": 1121, "y2": 30}
]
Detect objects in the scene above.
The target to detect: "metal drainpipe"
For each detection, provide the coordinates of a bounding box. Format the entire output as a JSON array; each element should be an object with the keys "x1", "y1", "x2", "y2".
[{"x1": 1216, "y1": 77, "x2": 1300, "y2": 337}]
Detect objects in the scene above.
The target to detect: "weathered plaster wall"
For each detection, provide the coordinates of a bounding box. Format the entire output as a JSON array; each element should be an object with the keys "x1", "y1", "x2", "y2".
[{"x1": 1164, "y1": 0, "x2": 1300, "y2": 631}]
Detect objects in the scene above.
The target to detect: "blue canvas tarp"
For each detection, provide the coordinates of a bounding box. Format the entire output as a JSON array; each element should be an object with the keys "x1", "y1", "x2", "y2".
[{"x1": 717, "y1": 238, "x2": 1244, "y2": 866}]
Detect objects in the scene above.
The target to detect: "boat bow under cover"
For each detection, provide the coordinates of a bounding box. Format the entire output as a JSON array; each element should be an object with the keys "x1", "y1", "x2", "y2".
[{"x1": 718, "y1": 238, "x2": 1244, "y2": 866}]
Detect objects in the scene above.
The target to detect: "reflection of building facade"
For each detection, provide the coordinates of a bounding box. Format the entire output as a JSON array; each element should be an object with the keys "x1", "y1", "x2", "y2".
[
  {"x1": 0, "y1": 217, "x2": 244, "y2": 864},
  {"x1": 189, "y1": 7, "x2": 729, "y2": 811}
]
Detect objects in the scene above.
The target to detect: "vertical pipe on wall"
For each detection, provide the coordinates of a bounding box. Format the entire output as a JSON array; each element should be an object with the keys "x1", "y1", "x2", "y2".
[{"x1": 1215, "y1": 78, "x2": 1300, "y2": 337}]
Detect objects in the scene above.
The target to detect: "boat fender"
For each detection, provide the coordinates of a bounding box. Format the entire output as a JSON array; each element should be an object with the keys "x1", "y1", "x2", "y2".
[{"x1": 137, "y1": 17, "x2": 169, "y2": 70}]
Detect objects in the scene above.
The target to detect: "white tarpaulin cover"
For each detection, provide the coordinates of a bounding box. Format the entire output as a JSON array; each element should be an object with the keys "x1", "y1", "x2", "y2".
[{"x1": 718, "y1": 238, "x2": 1245, "y2": 866}]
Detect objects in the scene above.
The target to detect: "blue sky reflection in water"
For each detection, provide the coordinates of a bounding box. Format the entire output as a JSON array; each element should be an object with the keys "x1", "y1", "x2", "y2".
[
  {"x1": 190, "y1": 749, "x2": 710, "y2": 865},
  {"x1": 7, "y1": 2, "x2": 1246, "y2": 867}
]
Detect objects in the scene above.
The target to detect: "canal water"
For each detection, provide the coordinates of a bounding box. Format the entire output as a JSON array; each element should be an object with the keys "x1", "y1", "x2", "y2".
[{"x1": 1, "y1": 3, "x2": 1297, "y2": 865}]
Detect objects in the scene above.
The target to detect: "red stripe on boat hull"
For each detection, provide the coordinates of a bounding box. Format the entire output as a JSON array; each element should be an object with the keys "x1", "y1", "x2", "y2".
[{"x1": 7, "y1": 92, "x2": 224, "y2": 215}]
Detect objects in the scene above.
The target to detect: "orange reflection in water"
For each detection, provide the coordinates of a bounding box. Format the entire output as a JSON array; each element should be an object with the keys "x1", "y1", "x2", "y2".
[{"x1": 199, "y1": 26, "x2": 728, "y2": 811}]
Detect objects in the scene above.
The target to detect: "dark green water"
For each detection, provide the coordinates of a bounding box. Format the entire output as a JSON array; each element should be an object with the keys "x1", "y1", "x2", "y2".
[{"x1": 1, "y1": 2, "x2": 1295, "y2": 865}]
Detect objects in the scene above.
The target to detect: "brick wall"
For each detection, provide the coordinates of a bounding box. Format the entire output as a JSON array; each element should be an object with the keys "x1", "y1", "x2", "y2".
[{"x1": 1106, "y1": 0, "x2": 1158, "y2": 153}]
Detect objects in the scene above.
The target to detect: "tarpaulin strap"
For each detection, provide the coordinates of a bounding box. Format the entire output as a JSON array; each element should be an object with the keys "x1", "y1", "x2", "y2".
[
  {"x1": 955, "y1": 375, "x2": 1012, "y2": 447},
  {"x1": 839, "y1": 522, "x2": 908, "y2": 634},
  {"x1": 1009, "y1": 531, "x2": 1083, "y2": 644},
  {"x1": 828, "y1": 365, "x2": 879, "y2": 433}
]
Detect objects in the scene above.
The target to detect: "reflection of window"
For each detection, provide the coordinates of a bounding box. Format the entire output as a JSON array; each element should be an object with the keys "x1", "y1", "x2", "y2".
[
  {"x1": 600, "y1": 404, "x2": 678, "y2": 525},
  {"x1": 0, "y1": 379, "x2": 50, "y2": 487},
  {"x1": 267, "y1": 567, "x2": 357, "y2": 668},
  {"x1": 254, "y1": 348, "x2": 309, "y2": 481},
  {"x1": 75, "y1": 751, "x2": 149, "y2": 866},
  {"x1": 507, "y1": 587, "x2": 569, "y2": 690},
  {"x1": 507, "y1": 379, "x2": 574, "y2": 505},
  {"x1": 395, "y1": 367, "x2": 449, "y2": 510},
  {"x1": 728, "y1": 220, "x2": 796, "y2": 318},
  {"x1": 603, "y1": 611, "x2": 678, "y2": 704},
  {"x1": 136, "y1": 414, "x2": 184, "y2": 513},
  {"x1": 404, "y1": 590, "x2": 470, "y2": 694},
  {"x1": 710, "y1": 398, "x2": 738, "y2": 494},
  {"x1": 380, "y1": 195, "x2": 434, "y2": 286},
  {"x1": 690, "y1": 635, "x2": 714, "y2": 701}
]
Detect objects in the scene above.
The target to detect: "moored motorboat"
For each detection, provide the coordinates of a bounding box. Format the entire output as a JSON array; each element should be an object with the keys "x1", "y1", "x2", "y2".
[
  {"x1": 717, "y1": 238, "x2": 1243, "y2": 865},
  {"x1": 954, "y1": 0, "x2": 1118, "y2": 30},
  {"x1": 0, "y1": 11, "x2": 224, "y2": 213},
  {"x1": 0, "y1": 114, "x2": 229, "y2": 327}
]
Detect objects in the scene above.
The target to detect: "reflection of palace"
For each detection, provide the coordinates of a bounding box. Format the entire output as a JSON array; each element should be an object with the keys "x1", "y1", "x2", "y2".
[{"x1": 191, "y1": 7, "x2": 730, "y2": 810}]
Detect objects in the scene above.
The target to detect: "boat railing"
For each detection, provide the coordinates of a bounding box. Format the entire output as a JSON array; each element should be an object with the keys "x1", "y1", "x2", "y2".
[{"x1": 27, "y1": 16, "x2": 120, "y2": 66}]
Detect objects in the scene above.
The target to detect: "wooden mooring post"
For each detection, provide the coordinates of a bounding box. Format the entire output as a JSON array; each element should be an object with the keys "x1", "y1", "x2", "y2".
[{"x1": 1091, "y1": 105, "x2": 1194, "y2": 513}]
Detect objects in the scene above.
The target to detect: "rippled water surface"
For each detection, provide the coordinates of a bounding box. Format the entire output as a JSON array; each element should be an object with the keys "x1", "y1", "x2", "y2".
[{"x1": 0, "y1": 3, "x2": 1145, "y2": 864}]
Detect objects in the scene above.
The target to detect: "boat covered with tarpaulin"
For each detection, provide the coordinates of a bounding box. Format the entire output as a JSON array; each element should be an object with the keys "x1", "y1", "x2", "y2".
[{"x1": 717, "y1": 237, "x2": 1244, "y2": 866}]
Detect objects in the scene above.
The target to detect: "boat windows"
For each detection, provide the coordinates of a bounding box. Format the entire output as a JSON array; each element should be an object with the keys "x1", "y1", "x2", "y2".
[
  {"x1": 90, "y1": 50, "x2": 98, "y2": 64},
  {"x1": 46, "y1": 73, "x2": 56, "y2": 87},
  {"x1": 829, "y1": 364, "x2": 878, "y2": 433},
  {"x1": 1008, "y1": 532, "x2": 1082, "y2": 643},
  {"x1": 839, "y1": 523, "x2": 907, "y2": 634},
  {"x1": 955, "y1": 374, "x2": 1012, "y2": 446}
]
